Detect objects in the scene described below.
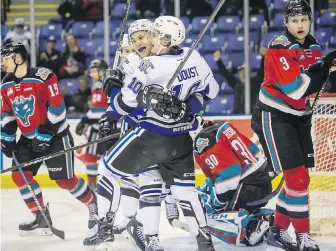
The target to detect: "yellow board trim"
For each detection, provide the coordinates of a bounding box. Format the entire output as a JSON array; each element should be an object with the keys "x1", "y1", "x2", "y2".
[
  {"x1": 10, "y1": 4, "x2": 59, "y2": 9},
  {"x1": 5, "y1": 20, "x2": 48, "y2": 26},
  {"x1": 8, "y1": 12, "x2": 58, "y2": 17},
  {"x1": 1, "y1": 173, "x2": 334, "y2": 191}
]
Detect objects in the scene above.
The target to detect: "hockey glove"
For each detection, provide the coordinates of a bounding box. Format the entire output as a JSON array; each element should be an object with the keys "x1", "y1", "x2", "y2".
[
  {"x1": 76, "y1": 116, "x2": 91, "y2": 135},
  {"x1": 98, "y1": 113, "x2": 117, "y2": 138},
  {"x1": 0, "y1": 132, "x2": 16, "y2": 158},
  {"x1": 102, "y1": 68, "x2": 125, "y2": 97},
  {"x1": 142, "y1": 85, "x2": 193, "y2": 122},
  {"x1": 322, "y1": 50, "x2": 336, "y2": 70},
  {"x1": 32, "y1": 127, "x2": 54, "y2": 152}
]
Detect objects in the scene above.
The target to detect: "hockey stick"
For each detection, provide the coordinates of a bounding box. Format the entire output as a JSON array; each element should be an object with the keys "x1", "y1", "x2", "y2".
[
  {"x1": 246, "y1": 176, "x2": 284, "y2": 207},
  {"x1": 112, "y1": 0, "x2": 131, "y2": 70},
  {"x1": 165, "y1": 0, "x2": 226, "y2": 91},
  {"x1": 1, "y1": 132, "x2": 121, "y2": 174},
  {"x1": 13, "y1": 155, "x2": 65, "y2": 240}
]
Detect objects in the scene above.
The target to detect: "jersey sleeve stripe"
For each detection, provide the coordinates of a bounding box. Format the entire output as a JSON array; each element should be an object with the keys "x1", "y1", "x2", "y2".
[
  {"x1": 215, "y1": 122, "x2": 230, "y2": 141},
  {"x1": 276, "y1": 74, "x2": 310, "y2": 100},
  {"x1": 48, "y1": 102, "x2": 66, "y2": 116}
]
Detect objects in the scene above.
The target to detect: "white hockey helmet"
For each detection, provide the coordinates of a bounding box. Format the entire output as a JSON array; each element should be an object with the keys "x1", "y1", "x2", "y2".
[
  {"x1": 128, "y1": 19, "x2": 153, "y2": 37},
  {"x1": 121, "y1": 34, "x2": 130, "y2": 48},
  {"x1": 152, "y1": 16, "x2": 186, "y2": 47}
]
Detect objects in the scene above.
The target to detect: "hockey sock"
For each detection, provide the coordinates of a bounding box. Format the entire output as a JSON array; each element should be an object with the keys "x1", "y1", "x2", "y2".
[
  {"x1": 283, "y1": 166, "x2": 310, "y2": 233},
  {"x1": 274, "y1": 188, "x2": 291, "y2": 230},
  {"x1": 12, "y1": 171, "x2": 44, "y2": 213},
  {"x1": 171, "y1": 184, "x2": 207, "y2": 237},
  {"x1": 120, "y1": 177, "x2": 140, "y2": 218},
  {"x1": 97, "y1": 174, "x2": 121, "y2": 218},
  {"x1": 139, "y1": 184, "x2": 162, "y2": 235},
  {"x1": 55, "y1": 176, "x2": 94, "y2": 206}
]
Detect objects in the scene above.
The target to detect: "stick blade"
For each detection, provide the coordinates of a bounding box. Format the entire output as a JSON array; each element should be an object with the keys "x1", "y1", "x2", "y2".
[{"x1": 51, "y1": 226, "x2": 65, "y2": 240}]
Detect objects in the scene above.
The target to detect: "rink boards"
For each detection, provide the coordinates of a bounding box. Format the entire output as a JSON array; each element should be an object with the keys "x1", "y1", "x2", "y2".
[{"x1": 1, "y1": 115, "x2": 332, "y2": 190}]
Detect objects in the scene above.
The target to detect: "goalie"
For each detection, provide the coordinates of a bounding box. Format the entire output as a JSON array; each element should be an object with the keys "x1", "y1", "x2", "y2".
[{"x1": 192, "y1": 117, "x2": 276, "y2": 246}]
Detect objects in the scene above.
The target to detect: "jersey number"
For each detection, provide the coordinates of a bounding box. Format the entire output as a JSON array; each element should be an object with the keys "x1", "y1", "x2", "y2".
[
  {"x1": 280, "y1": 57, "x2": 290, "y2": 70},
  {"x1": 205, "y1": 154, "x2": 218, "y2": 169},
  {"x1": 128, "y1": 77, "x2": 143, "y2": 94},
  {"x1": 48, "y1": 83, "x2": 59, "y2": 97},
  {"x1": 231, "y1": 138, "x2": 257, "y2": 164},
  {"x1": 92, "y1": 93, "x2": 102, "y2": 103}
]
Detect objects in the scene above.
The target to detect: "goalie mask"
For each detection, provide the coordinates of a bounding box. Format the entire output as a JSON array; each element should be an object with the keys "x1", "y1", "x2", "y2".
[{"x1": 150, "y1": 16, "x2": 186, "y2": 55}]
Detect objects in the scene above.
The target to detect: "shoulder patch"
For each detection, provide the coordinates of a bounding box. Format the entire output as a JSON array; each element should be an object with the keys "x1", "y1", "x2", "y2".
[
  {"x1": 35, "y1": 68, "x2": 52, "y2": 80},
  {"x1": 139, "y1": 59, "x2": 154, "y2": 74},
  {"x1": 222, "y1": 126, "x2": 236, "y2": 139},
  {"x1": 271, "y1": 35, "x2": 291, "y2": 47},
  {"x1": 195, "y1": 137, "x2": 209, "y2": 153}
]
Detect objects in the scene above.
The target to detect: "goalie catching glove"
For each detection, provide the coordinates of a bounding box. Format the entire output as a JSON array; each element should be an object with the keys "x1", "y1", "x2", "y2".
[
  {"x1": 102, "y1": 68, "x2": 125, "y2": 97},
  {"x1": 139, "y1": 85, "x2": 193, "y2": 122}
]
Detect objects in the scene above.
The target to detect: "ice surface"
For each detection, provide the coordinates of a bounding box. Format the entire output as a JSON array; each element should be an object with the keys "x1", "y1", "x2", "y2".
[{"x1": 1, "y1": 189, "x2": 335, "y2": 251}]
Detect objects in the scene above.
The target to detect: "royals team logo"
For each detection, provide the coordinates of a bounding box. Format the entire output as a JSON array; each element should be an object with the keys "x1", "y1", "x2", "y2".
[
  {"x1": 196, "y1": 137, "x2": 209, "y2": 153},
  {"x1": 12, "y1": 95, "x2": 35, "y2": 127},
  {"x1": 139, "y1": 59, "x2": 154, "y2": 74}
]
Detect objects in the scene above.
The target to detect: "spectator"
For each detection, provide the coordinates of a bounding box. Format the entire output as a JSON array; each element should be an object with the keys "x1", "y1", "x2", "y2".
[
  {"x1": 63, "y1": 75, "x2": 91, "y2": 113},
  {"x1": 81, "y1": 0, "x2": 104, "y2": 21},
  {"x1": 135, "y1": 0, "x2": 160, "y2": 18},
  {"x1": 37, "y1": 36, "x2": 62, "y2": 77},
  {"x1": 214, "y1": 50, "x2": 262, "y2": 114},
  {"x1": 59, "y1": 34, "x2": 86, "y2": 79},
  {"x1": 3, "y1": 18, "x2": 31, "y2": 52},
  {"x1": 57, "y1": 0, "x2": 83, "y2": 27}
]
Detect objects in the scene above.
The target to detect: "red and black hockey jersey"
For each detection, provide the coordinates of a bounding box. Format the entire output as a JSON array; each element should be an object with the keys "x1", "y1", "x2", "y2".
[
  {"x1": 1, "y1": 67, "x2": 68, "y2": 139},
  {"x1": 86, "y1": 80, "x2": 108, "y2": 124},
  {"x1": 258, "y1": 32, "x2": 322, "y2": 116}
]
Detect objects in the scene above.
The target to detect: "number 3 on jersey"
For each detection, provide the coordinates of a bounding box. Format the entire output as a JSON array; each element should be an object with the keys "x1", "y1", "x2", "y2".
[
  {"x1": 205, "y1": 154, "x2": 218, "y2": 169},
  {"x1": 280, "y1": 57, "x2": 290, "y2": 70}
]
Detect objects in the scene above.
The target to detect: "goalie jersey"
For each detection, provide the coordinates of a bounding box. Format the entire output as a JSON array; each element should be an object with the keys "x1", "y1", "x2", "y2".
[
  {"x1": 258, "y1": 32, "x2": 322, "y2": 116},
  {"x1": 109, "y1": 48, "x2": 219, "y2": 135},
  {"x1": 1, "y1": 67, "x2": 68, "y2": 139},
  {"x1": 194, "y1": 122, "x2": 266, "y2": 192}
]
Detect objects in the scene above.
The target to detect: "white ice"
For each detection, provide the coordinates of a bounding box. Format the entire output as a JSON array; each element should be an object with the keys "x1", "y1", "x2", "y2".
[{"x1": 1, "y1": 189, "x2": 336, "y2": 251}]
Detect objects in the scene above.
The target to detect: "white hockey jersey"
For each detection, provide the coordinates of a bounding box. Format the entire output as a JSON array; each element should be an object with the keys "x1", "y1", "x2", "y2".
[{"x1": 110, "y1": 48, "x2": 219, "y2": 135}]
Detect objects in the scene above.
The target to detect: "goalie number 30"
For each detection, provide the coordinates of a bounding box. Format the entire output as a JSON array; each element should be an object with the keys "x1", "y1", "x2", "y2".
[{"x1": 205, "y1": 154, "x2": 218, "y2": 169}]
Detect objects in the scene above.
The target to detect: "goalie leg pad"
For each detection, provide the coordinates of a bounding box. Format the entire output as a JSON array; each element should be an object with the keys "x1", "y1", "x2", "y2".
[{"x1": 171, "y1": 185, "x2": 207, "y2": 237}]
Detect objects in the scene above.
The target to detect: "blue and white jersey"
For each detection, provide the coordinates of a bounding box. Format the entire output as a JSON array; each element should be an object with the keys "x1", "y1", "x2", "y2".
[{"x1": 110, "y1": 47, "x2": 219, "y2": 135}]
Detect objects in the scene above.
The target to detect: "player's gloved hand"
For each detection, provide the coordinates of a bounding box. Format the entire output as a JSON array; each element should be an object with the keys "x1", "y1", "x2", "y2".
[
  {"x1": 0, "y1": 132, "x2": 16, "y2": 158},
  {"x1": 32, "y1": 127, "x2": 54, "y2": 152},
  {"x1": 102, "y1": 68, "x2": 125, "y2": 97},
  {"x1": 98, "y1": 113, "x2": 117, "y2": 138},
  {"x1": 196, "y1": 177, "x2": 213, "y2": 195},
  {"x1": 76, "y1": 116, "x2": 90, "y2": 135},
  {"x1": 321, "y1": 50, "x2": 336, "y2": 70},
  {"x1": 142, "y1": 85, "x2": 193, "y2": 122}
]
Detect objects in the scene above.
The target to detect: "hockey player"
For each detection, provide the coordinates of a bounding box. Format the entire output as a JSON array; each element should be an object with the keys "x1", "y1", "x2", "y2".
[
  {"x1": 75, "y1": 59, "x2": 109, "y2": 190},
  {"x1": 120, "y1": 33, "x2": 135, "y2": 57},
  {"x1": 0, "y1": 42, "x2": 98, "y2": 235},
  {"x1": 251, "y1": 1, "x2": 336, "y2": 251},
  {"x1": 192, "y1": 117, "x2": 275, "y2": 246},
  {"x1": 84, "y1": 16, "x2": 219, "y2": 251}
]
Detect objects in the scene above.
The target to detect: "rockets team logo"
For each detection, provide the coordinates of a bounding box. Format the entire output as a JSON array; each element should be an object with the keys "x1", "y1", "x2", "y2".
[
  {"x1": 196, "y1": 137, "x2": 209, "y2": 153},
  {"x1": 35, "y1": 68, "x2": 51, "y2": 80},
  {"x1": 12, "y1": 95, "x2": 35, "y2": 127}
]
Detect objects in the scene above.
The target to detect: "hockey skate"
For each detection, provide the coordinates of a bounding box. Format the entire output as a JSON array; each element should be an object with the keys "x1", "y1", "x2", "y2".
[
  {"x1": 296, "y1": 232, "x2": 320, "y2": 251},
  {"x1": 145, "y1": 235, "x2": 164, "y2": 251},
  {"x1": 266, "y1": 226, "x2": 297, "y2": 251},
  {"x1": 122, "y1": 218, "x2": 146, "y2": 251},
  {"x1": 113, "y1": 217, "x2": 131, "y2": 234},
  {"x1": 244, "y1": 217, "x2": 269, "y2": 246},
  {"x1": 196, "y1": 226, "x2": 216, "y2": 251},
  {"x1": 19, "y1": 203, "x2": 52, "y2": 236},
  {"x1": 165, "y1": 201, "x2": 179, "y2": 226},
  {"x1": 88, "y1": 195, "x2": 99, "y2": 235},
  {"x1": 83, "y1": 212, "x2": 115, "y2": 247}
]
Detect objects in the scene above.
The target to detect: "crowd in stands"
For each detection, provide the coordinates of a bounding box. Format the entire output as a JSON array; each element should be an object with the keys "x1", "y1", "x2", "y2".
[{"x1": 1, "y1": 0, "x2": 335, "y2": 115}]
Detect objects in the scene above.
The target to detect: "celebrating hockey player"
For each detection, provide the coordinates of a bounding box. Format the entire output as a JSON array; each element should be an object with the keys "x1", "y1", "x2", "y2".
[
  {"x1": 0, "y1": 42, "x2": 98, "y2": 235},
  {"x1": 251, "y1": 1, "x2": 336, "y2": 251},
  {"x1": 192, "y1": 117, "x2": 275, "y2": 246},
  {"x1": 84, "y1": 16, "x2": 219, "y2": 251},
  {"x1": 75, "y1": 59, "x2": 109, "y2": 190}
]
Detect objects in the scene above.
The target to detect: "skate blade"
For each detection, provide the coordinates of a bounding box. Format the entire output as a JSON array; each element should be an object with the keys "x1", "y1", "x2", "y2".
[{"x1": 19, "y1": 228, "x2": 53, "y2": 237}]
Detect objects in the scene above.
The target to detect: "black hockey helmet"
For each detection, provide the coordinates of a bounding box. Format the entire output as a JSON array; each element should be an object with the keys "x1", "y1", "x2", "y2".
[
  {"x1": 284, "y1": 0, "x2": 312, "y2": 22},
  {"x1": 88, "y1": 59, "x2": 108, "y2": 79},
  {"x1": 0, "y1": 42, "x2": 28, "y2": 62}
]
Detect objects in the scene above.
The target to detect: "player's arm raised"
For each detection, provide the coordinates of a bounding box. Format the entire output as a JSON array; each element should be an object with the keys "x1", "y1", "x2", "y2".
[{"x1": 0, "y1": 89, "x2": 18, "y2": 158}]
